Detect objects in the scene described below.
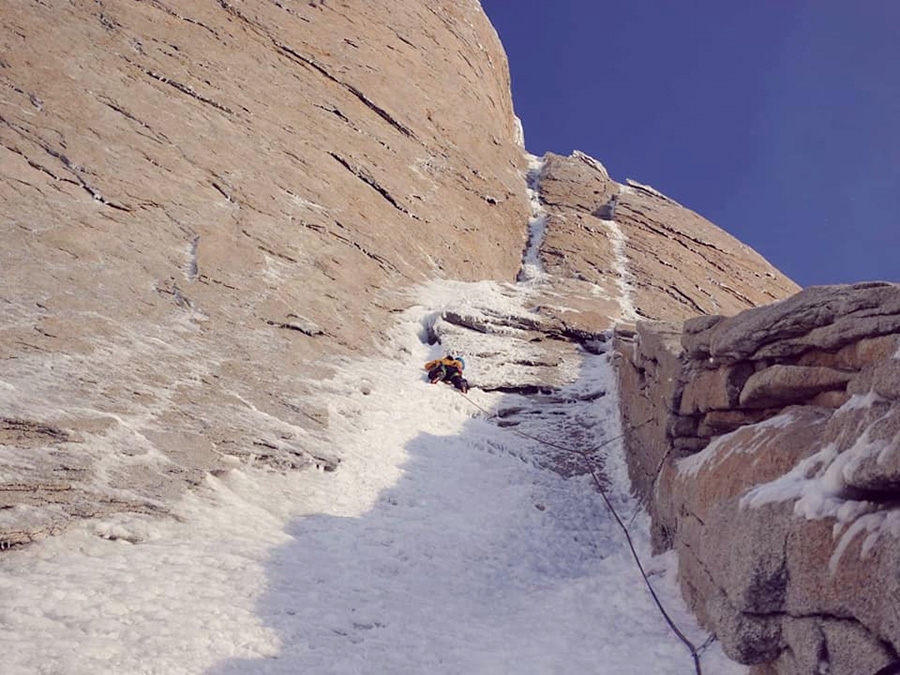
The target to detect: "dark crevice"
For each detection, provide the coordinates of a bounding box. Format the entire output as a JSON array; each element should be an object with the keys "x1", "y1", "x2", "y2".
[
  {"x1": 328, "y1": 152, "x2": 416, "y2": 218},
  {"x1": 297, "y1": 219, "x2": 401, "y2": 276},
  {"x1": 273, "y1": 41, "x2": 415, "y2": 139},
  {"x1": 197, "y1": 275, "x2": 238, "y2": 290},
  {"x1": 710, "y1": 280, "x2": 755, "y2": 307},
  {"x1": 837, "y1": 486, "x2": 900, "y2": 506},
  {"x1": 155, "y1": 279, "x2": 194, "y2": 309},
  {"x1": 0, "y1": 77, "x2": 43, "y2": 110},
  {"x1": 481, "y1": 385, "x2": 555, "y2": 396},
  {"x1": 268, "y1": 0, "x2": 311, "y2": 22},
  {"x1": 0, "y1": 115, "x2": 131, "y2": 210},
  {"x1": 95, "y1": 7, "x2": 121, "y2": 32},
  {"x1": 1, "y1": 417, "x2": 70, "y2": 443},
  {"x1": 125, "y1": 57, "x2": 233, "y2": 116},
  {"x1": 97, "y1": 95, "x2": 170, "y2": 142},
  {"x1": 265, "y1": 317, "x2": 326, "y2": 337},
  {"x1": 215, "y1": 0, "x2": 270, "y2": 36},
  {"x1": 441, "y1": 309, "x2": 545, "y2": 335},
  {"x1": 626, "y1": 212, "x2": 728, "y2": 256},
  {"x1": 211, "y1": 181, "x2": 235, "y2": 203},
  {"x1": 332, "y1": 220, "x2": 402, "y2": 274},
  {"x1": 257, "y1": 245, "x2": 298, "y2": 264},
  {"x1": 392, "y1": 31, "x2": 417, "y2": 49},
  {"x1": 665, "y1": 285, "x2": 707, "y2": 315},
  {"x1": 314, "y1": 104, "x2": 351, "y2": 124},
  {"x1": 241, "y1": 228, "x2": 300, "y2": 264},
  {"x1": 1, "y1": 138, "x2": 77, "y2": 185}
]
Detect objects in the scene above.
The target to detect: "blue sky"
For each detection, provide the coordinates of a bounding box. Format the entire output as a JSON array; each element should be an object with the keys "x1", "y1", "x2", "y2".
[{"x1": 481, "y1": 1, "x2": 899, "y2": 286}]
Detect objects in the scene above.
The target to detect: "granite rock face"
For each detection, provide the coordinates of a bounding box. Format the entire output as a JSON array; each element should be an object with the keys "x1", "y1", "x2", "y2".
[
  {"x1": 617, "y1": 282, "x2": 900, "y2": 674},
  {"x1": 530, "y1": 152, "x2": 798, "y2": 335},
  {"x1": 1, "y1": 0, "x2": 530, "y2": 544}
]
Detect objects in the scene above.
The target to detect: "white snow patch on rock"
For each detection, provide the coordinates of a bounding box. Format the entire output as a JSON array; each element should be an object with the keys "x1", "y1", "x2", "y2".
[
  {"x1": 600, "y1": 218, "x2": 641, "y2": 324},
  {"x1": 518, "y1": 153, "x2": 549, "y2": 284},
  {"x1": 678, "y1": 412, "x2": 798, "y2": 478}
]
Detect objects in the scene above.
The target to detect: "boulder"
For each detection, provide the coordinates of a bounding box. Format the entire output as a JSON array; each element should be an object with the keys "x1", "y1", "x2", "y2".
[
  {"x1": 683, "y1": 283, "x2": 900, "y2": 364},
  {"x1": 848, "y1": 360, "x2": 900, "y2": 400},
  {"x1": 682, "y1": 314, "x2": 726, "y2": 359},
  {"x1": 672, "y1": 408, "x2": 827, "y2": 661},
  {"x1": 819, "y1": 397, "x2": 900, "y2": 495},
  {"x1": 808, "y1": 390, "x2": 852, "y2": 409},
  {"x1": 615, "y1": 322, "x2": 683, "y2": 512},
  {"x1": 698, "y1": 409, "x2": 777, "y2": 436},
  {"x1": 798, "y1": 334, "x2": 900, "y2": 370},
  {"x1": 739, "y1": 365, "x2": 854, "y2": 409}
]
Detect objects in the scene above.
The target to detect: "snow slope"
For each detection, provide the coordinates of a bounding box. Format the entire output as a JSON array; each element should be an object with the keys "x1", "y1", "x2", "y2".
[
  {"x1": 0, "y1": 277, "x2": 744, "y2": 674},
  {"x1": 0, "y1": 151, "x2": 749, "y2": 673}
]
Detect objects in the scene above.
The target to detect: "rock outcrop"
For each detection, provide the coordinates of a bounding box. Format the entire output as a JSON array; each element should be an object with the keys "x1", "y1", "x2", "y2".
[
  {"x1": 525, "y1": 151, "x2": 798, "y2": 336},
  {"x1": 617, "y1": 282, "x2": 900, "y2": 674}
]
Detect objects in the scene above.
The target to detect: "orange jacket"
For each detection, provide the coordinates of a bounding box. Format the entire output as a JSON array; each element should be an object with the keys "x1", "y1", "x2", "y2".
[{"x1": 424, "y1": 357, "x2": 464, "y2": 373}]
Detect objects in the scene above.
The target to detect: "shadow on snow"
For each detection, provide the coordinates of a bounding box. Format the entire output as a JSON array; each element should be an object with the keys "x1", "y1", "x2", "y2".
[{"x1": 205, "y1": 360, "x2": 687, "y2": 674}]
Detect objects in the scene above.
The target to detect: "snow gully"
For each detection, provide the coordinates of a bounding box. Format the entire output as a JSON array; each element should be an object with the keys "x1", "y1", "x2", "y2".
[{"x1": 517, "y1": 153, "x2": 549, "y2": 284}]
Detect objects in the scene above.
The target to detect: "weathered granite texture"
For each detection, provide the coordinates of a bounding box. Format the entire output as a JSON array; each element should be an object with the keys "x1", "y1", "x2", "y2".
[{"x1": 616, "y1": 282, "x2": 900, "y2": 674}]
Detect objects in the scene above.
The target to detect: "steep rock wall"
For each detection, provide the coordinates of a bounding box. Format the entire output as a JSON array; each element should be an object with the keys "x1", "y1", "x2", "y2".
[
  {"x1": 1, "y1": 0, "x2": 529, "y2": 544},
  {"x1": 617, "y1": 282, "x2": 900, "y2": 674}
]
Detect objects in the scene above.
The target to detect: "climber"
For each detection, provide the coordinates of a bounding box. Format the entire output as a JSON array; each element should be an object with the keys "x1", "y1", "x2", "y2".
[{"x1": 424, "y1": 354, "x2": 469, "y2": 394}]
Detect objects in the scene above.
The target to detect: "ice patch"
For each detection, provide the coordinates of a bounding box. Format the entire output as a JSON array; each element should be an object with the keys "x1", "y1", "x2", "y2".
[
  {"x1": 0, "y1": 275, "x2": 743, "y2": 674},
  {"x1": 625, "y1": 178, "x2": 681, "y2": 206},
  {"x1": 289, "y1": 193, "x2": 327, "y2": 213},
  {"x1": 514, "y1": 116, "x2": 526, "y2": 148},
  {"x1": 740, "y1": 414, "x2": 900, "y2": 576},
  {"x1": 741, "y1": 443, "x2": 840, "y2": 512},
  {"x1": 827, "y1": 510, "x2": 900, "y2": 575},
  {"x1": 840, "y1": 391, "x2": 883, "y2": 411}
]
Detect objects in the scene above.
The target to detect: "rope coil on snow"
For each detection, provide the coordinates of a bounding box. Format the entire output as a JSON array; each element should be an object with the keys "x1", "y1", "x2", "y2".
[{"x1": 459, "y1": 391, "x2": 706, "y2": 675}]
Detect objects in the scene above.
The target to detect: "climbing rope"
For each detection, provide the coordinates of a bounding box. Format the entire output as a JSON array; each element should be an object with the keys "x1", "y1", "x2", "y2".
[{"x1": 458, "y1": 390, "x2": 707, "y2": 675}]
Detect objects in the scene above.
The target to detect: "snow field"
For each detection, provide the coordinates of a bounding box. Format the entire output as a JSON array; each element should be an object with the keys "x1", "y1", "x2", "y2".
[{"x1": 0, "y1": 280, "x2": 743, "y2": 674}]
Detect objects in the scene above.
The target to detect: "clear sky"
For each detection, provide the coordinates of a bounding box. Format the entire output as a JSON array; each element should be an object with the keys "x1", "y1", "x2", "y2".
[{"x1": 481, "y1": 1, "x2": 899, "y2": 287}]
